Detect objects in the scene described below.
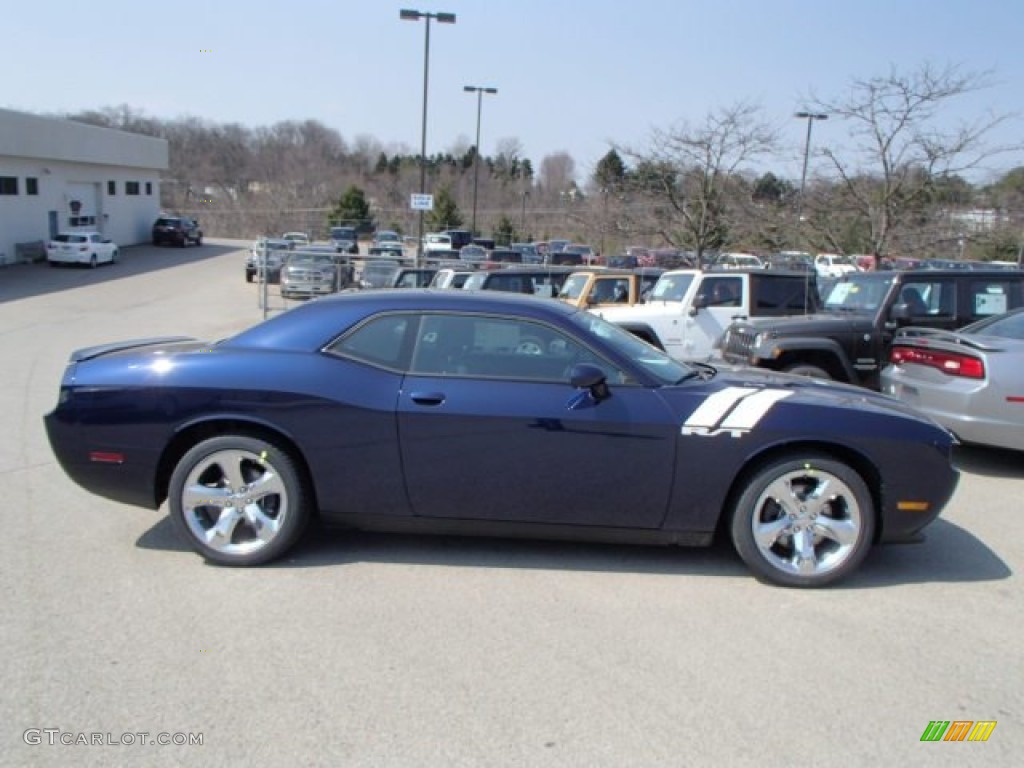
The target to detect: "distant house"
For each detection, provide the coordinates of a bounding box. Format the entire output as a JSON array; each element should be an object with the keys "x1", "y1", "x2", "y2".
[
  {"x1": 0, "y1": 108, "x2": 168, "y2": 264},
  {"x1": 948, "y1": 208, "x2": 1005, "y2": 233}
]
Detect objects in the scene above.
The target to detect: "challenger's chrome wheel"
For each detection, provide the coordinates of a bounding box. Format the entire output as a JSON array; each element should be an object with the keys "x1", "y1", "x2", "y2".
[
  {"x1": 731, "y1": 455, "x2": 875, "y2": 587},
  {"x1": 169, "y1": 436, "x2": 309, "y2": 565}
]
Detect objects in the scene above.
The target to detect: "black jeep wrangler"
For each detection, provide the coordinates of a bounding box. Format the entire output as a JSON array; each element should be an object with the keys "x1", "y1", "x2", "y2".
[{"x1": 718, "y1": 269, "x2": 1024, "y2": 389}]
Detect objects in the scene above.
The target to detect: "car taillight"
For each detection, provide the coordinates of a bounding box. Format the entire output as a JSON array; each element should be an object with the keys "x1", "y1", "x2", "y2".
[{"x1": 890, "y1": 345, "x2": 984, "y2": 379}]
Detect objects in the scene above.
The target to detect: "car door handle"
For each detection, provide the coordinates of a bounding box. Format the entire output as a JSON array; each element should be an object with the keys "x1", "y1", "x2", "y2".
[{"x1": 410, "y1": 392, "x2": 446, "y2": 406}]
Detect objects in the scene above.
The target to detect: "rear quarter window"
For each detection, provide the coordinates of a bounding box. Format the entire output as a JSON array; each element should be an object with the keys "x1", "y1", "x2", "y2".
[
  {"x1": 752, "y1": 277, "x2": 817, "y2": 314},
  {"x1": 970, "y1": 279, "x2": 1022, "y2": 317}
]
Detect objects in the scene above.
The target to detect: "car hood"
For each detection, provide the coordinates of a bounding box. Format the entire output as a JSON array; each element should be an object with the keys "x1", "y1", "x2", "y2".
[
  {"x1": 593, "y1": 301, "x2": 685, "y2": 322},
  {"x1": 735, "y1": 311, "x2": 875, "y2": 335}
]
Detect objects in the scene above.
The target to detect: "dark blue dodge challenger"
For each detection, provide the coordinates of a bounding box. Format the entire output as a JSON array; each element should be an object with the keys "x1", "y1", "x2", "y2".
[{"x1": 45, "y1": 290, "x2": 959, "y2": 587}]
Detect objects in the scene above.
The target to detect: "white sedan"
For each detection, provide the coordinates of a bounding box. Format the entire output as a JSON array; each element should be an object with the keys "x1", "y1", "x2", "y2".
[{"x1": 47, "y1": 232, "x2": 119, "y2": 267}]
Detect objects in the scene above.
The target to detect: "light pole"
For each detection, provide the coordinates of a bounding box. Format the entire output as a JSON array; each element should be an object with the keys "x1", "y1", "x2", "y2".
[
  {"x1": 795, "y1": 111, "x2": 828, "y2": 233},
  {"x1": 463, "y1": 85, "x2": 497, "y2": 236},
  {"x1": 520, "y1": 187, "x2": 529, "y2": 236},
  {"x1": 400, "y1": 8, "x2": 456, "y2": 263}
]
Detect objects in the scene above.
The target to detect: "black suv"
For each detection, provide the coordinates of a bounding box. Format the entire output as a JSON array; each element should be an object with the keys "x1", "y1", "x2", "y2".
[
  {"x1": 152, "y1": 216, "x2": 202, "y2": 247},
  {"x1": 329, "y1": 226, "x2": 359, "y2": 254},
  {"x1": 719, "y1": 269, "x2": 1024, "y2": 389}
]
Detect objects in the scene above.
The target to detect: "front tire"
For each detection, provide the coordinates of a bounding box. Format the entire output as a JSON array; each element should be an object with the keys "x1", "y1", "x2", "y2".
[
  {"x1": 730, "y1": 454, "x2": 875, "y2": 587},
  {"x1": 89, "y1": 254, "x2": 98, "y2": 268},
  {"x1": 168, "y1": 435, "x2": 310, "y2": 566},
  {"x1": 783, "y1": 363, "x2": 831, "y2": 379}
]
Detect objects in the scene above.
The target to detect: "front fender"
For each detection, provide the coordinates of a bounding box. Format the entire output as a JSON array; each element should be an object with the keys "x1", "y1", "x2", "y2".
[{"x1": 755, "y1": 337, "x2": 856, "y2": 379}]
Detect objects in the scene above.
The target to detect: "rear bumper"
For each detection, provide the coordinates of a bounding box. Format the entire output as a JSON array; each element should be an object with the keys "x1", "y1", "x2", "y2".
[
  {"x1": 47, "y1": 251, "x2": 91, "y2": 264},
  {"x1": 44, "y1": 408, "x2": 161, "y2": 509}
]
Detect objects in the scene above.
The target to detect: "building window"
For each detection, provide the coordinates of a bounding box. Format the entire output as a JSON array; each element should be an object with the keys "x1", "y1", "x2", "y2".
[
  {"x1": 26, "y1": 178, "x2": 39, "y2": 195},
  {"x1": 126, "y1": 181, "x2": 140, "y2": 195},
  {"x1": 108, "y1": 181, "x2": 116, "y2": 195},
  {"x1": 145, "y1": 181, "x2": 152, "y2": 195},
  {"x1": 0, "y1": 177, "x2": 18, "y2": 195},
  {"x1": 69, "y1": 216, "x2": 97, "y2": 227}
]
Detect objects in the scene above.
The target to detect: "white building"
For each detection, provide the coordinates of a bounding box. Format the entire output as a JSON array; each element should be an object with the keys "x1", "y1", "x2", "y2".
[{"x1": 0, "y1": 108, "x2": 168, "y2": 265}]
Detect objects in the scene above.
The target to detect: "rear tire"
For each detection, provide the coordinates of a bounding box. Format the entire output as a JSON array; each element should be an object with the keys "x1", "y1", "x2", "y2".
[
  {"x1": 89, "y1": 254, "x2": 98, "y2": 268},
  {"x1": 169, "y1": 435, "x2": 310, "y2": 566}
]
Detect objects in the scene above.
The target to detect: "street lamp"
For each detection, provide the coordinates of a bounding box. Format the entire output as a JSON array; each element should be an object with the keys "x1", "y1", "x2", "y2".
[
  {"x1": 463, "y1": 85, "x2": 498, "y2": 236},
  {"x1": 794, "y1": 111, "x2": 828, "y2": 229},
  {"x1": 400, "y1": 8, "x2": 457, "y2": 263},
  {"x1": 520, "y1": 187, "x2": 529, "y2": 236}
]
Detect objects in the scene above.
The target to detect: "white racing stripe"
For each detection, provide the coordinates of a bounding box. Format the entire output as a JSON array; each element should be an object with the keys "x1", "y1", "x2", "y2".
[
  {"x1": 684, "y1": 387, "x2": 758, "y2": 428},
  {"x1": 720, "y1": 390, "x2": 794, "y2": 430},
  {"x1": 683, "y1": 387, "x2": 794, "y2": 434}
]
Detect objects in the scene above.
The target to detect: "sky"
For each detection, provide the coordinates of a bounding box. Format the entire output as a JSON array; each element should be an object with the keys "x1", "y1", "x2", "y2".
[{"x1": 5, "y1": 0, "x2": 1023, "y2": 185}]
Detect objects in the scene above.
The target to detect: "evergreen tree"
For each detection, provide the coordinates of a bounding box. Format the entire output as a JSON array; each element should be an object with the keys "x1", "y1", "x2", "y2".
[
  {"x1": 494, "y1": 215, "x2": 515, "y2": 246},
  {"x1": 425, "y1": 184, "x2": 464, "y2": 231},
  {"x1": 327, "y1": 185, "x2": 373, "y2": 232}
]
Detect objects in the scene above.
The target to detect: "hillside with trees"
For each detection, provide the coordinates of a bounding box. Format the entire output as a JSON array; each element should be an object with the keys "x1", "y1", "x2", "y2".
[{"x1": 64, "y1": 63, "x2": 1023, "y2": 261}]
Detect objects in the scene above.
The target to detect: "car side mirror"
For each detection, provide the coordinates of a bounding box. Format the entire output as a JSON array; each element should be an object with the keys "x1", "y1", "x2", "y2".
[
  {"x1": 689, "y1": 294, "x2": 707, "y2": 315},
  {"x1": 569, "y1": 363, "x2": 612, "y2": 402},
  {"x1": 890, "y1": 303, "x2": 912, "y2": 324}
]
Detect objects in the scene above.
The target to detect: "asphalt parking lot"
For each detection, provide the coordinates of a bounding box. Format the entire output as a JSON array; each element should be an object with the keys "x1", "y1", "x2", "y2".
[{"x1": 2, "y1": 241, "x2": 1021, "y2": 767}]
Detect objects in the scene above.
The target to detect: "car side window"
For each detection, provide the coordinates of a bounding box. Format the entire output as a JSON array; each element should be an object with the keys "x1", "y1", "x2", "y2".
[
  {"x1": 898, "y1": 280, "x2": 953, "y2": 317},
  {"x1": 327, "y1": 314, "x2": 411, "y2": 370},
  {"x1": 701, "y1": 276, "x2": 742, "y2": 307},
  {"x1": 970, "y1": 279, "x2": 1018, "y2": 317},
  {"x1": 409, "y1": 314, "x2": 626, "y2": 383}
]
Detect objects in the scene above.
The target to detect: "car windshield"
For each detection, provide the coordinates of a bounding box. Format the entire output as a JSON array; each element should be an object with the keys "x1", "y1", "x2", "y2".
[
  {"x1": 54, "y1": 234, "x2": 87, "y2": 243},
  {"x1": 649, "y1": 272, "x2": 696, "y2": 302},
  {"x1": 569, "y1": 311, "x2": 691, "y2": 386},
  {"x1": 558, "y1": 274, "x2": 589, "y2": 300},
  {"x1": 375, "y1": 232, "x2": 400, "y2": 242},
  {"x1": 331, "y1": 228, "x2": 355, "y2": 239},
  {"x1": 823, "y1": 275, "x2": 894, "y2": 313}
]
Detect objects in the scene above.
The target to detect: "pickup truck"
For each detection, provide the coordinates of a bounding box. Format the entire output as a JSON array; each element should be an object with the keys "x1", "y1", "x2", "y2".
[
  {"x1": 595, "y1": 269, "x2": 819, "y2": 361},
  {"x1": 717, "y1": 269, "x2": 1024, "y2": 388}
]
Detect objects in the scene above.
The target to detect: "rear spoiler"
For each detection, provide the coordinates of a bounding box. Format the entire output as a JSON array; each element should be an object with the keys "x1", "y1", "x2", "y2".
[
  {"x1": 70, "y1": 336, "x2": 197, "y2": 363},
  {"x1": 894, "y1": 327, "x2": 1004, "y2": 353}
]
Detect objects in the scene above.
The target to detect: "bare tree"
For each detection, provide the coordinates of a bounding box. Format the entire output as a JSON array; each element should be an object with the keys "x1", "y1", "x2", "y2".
[
  {"x1": 539, "y1": 152, "x2": 576, "y2": 194},
  {"x1": 808, "y1": 63, "x2": 1019, "y2": 260},
  {"x1": 623, "y1": 101, "x2": 778, "y2": 262}
]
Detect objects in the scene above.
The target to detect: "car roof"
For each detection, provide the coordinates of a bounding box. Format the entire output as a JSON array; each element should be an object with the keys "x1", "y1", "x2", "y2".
[{"x1": 225, "y1": 289, "x2": 582, "y2": 352}]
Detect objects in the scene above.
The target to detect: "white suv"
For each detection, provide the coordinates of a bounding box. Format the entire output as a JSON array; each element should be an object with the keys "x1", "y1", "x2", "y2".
[
  {"x1": 814, "y1": 253, "x2": 859, "y2": 278},
  {"x1": 423, "y1": 233, "x2": 453, "y2": 253}
]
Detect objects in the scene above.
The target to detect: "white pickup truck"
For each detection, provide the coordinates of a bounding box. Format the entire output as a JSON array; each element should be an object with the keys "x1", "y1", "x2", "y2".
[{"x1": 593, "y1": 269, "x2": 819, "y2": 361}]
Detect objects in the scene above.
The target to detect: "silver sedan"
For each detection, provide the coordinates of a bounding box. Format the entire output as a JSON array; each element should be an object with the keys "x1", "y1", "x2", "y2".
[{"x1": 881, "y1": 308, "x2": 1024, "y2": 451}]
